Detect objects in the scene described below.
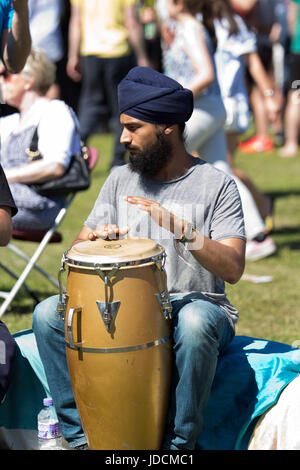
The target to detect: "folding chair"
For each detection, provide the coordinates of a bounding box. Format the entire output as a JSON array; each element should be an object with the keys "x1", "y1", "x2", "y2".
[{"x1": 0, "y1": 147, "x2": 99, "y2": 318}]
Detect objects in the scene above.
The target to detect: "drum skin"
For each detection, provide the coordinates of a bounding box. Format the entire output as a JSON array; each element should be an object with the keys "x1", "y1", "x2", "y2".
[{"x1": 63, "y1": 239, "x2": 173, "y2": 450}]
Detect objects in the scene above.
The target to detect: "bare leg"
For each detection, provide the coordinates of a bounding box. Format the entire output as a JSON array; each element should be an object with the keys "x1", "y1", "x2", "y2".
[
  {"x1": 279, "y1": 90, "x2": 300, "y2": 157},
  {"x1": 250, "y1": 86, "x2": 269, "y2": 137},
  {"x1": 226, "y1": 132, "x2": 273, "y2": 221},
  {"x1": 226, "y1": 131, "x2": 238, "y2": 169}
]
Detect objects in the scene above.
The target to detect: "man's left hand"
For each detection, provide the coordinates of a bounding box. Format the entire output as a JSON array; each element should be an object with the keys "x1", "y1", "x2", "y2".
[{"x1": 124, "y1": 195, "x2": 184, "y2": 238}]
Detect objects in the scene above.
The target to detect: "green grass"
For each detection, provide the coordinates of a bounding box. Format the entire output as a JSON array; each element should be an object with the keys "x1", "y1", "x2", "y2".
[
  {"x1": 228, "y1": 148, "x2": 300, "y2": 345},
  {"x1": 1, "y1": 132, "x2": 300, "y2": 347}
]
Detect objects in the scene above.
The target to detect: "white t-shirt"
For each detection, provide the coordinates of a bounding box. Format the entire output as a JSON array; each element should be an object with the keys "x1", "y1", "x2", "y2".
[
  {"x1": 214, "y1": 14, "x2": 257, "y2": 58},
  {"x1": 0, "y1": 98, "x2": 81, "y2": 169},
  {"x1": 213, "y1": 15, "x2": 256, "y2": 100}
]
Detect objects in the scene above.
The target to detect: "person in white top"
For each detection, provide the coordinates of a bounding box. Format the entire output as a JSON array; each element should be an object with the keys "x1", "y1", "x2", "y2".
[
  {"x1": 0, "y1": 47, "x2": 81, "y2": 230},
  {"x1": 213, "y1": 5, "x2": 280, "y2": 228},
  {"x1": 27, "y1": 0, "x2": 65, "y2": 100}
]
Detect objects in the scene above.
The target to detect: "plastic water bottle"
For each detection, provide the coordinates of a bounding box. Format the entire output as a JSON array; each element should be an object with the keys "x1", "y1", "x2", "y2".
[{"x1": 37, "y1": 397, "x2": 63, "y2": 450}]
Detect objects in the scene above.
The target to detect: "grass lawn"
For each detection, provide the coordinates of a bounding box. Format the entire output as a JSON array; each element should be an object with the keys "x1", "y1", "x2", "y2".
[{"x1": 1, "y1": 132, "x2": 300, "y2": 347}]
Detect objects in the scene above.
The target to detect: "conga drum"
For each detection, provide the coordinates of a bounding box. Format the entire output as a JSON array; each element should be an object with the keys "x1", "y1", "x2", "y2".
[{"x1": 58, "y1": 237, "x2": 173, "y2": 450}]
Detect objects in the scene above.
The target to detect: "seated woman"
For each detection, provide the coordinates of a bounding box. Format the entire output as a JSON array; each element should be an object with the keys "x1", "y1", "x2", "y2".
[{"x1": 0, "y1": 47, "x2": 81, "y2": 230}]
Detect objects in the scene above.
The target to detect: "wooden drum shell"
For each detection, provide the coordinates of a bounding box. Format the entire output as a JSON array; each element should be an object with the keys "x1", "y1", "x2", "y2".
[{"x1": 63, "y1": 239, "x2": 173, "y2": 450}]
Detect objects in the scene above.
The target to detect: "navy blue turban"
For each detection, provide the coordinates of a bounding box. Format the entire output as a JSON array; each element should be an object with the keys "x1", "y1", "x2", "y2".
[{"x1": 118, "y1": 66, "x2": 194, "y2": 125}]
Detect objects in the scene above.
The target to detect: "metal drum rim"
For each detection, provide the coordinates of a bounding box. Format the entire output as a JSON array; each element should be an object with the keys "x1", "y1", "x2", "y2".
[{"x1": 62, "y1": 250, "x2": 165, "y2": 270}]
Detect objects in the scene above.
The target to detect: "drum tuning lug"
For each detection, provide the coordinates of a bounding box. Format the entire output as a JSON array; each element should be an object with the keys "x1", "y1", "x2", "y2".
[
  {"x1": 155, "y1": 291, "x2": 172, "y2": 320},
  {"x1": 58, "y1": 262, "x2": 67, "y2": 320},
  {"x1": 67, "y1": 306, "x2": 82, "y2": 349},
  {"x1": 96, "y1": 274, "x2": 121, "y2": 333},
  {"x1": 152, "y1": 252, "x2": 166, "y2": 271},
  {"x1": 57, "y1": 294, "x2": 69, "y2": 321},
  {"x1": 96, "y1": 300, "x2": 120, "y2": 333}
]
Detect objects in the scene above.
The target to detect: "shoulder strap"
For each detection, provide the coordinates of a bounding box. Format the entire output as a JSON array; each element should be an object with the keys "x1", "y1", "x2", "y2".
[
  {"x1": 30, "y1": 127, "x2": 39, "y2": 151},
  {"x1": 26, "y1": 127, "x2": 42, "y2": 162}
]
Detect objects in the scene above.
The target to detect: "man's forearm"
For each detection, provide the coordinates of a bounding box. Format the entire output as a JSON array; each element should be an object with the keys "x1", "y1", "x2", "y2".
[
  {"x1": 125, "y1": 6, "x2": 148, "y2": 65},
  {"x1": 188, "y1": 232, "x2": 245, "y2": 284},
  {"x1": 5, "y1": 161, "x2": 65, "y2": 184},
  {"x1": 248, "y1": 52, "x2": 274, "y2": 94},
  {"x1": 68, "y1": 5, "x2": 81, "y2": 63},
  {"x1": 4, "y1": 0, "x2": 31, "y2": 73}
]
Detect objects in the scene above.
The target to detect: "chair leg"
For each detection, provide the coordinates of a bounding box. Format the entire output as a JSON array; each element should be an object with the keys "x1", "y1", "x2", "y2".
[
  {"x1": 0, "y1": 229, "x2": 57, "y2": 317},
  {"x1": 7, "y1": 243, "x2": 59, "y2": 289},
  {"x1": 0, "y1": 262, "x2": 40, "y2": 304},
  {"x1": 0, "y1": 194, "x2": 75, "y2": 318}
]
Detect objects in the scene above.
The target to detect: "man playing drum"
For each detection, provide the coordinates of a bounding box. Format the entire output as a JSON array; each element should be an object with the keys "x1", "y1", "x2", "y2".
[{"x1": 33, "y1": 66, "x2": 246, "y2": 450}]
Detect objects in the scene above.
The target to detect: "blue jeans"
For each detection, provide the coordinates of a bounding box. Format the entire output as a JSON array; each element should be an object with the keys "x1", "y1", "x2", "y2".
[
  {"x1": 163, "y1": 293, "x2": 234, "y2": 449},
  {"x1": 32, "y1": 292, "x2": 234, "y2": 449}
]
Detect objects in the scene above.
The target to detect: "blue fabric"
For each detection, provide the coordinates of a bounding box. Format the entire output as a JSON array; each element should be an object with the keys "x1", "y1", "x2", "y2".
[
  {"x1": 0, "y1": 329, "x2": 49, "y2": 430},
  {"x1": 118, "y1": 66, "x2": 194, "y2": 124},
  {"x1": 196, "y1": 336, "x2": 300, "y2": 450},
  {"x1": 163, "y1": 293, "x2": 234, "y2": 450},
  {"x1": 0, "y1": 0, "x2": 13, "y2": 31},
  {"x1": 0, "y1": 321, "x2": 16, "y2": 402},
  {"x1": 1, "y1": 330, "x2": 300, "y2": 450}
]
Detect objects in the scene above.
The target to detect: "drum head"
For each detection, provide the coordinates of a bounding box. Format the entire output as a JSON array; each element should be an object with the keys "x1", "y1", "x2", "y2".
[{"x1": 64, "y1": 237, "x2": 165, "y2": 269}]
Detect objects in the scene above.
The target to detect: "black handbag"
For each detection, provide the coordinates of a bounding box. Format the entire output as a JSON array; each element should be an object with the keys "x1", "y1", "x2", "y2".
[{"x1": 28, "y1": 127, "x2": 91, "y2": 197}]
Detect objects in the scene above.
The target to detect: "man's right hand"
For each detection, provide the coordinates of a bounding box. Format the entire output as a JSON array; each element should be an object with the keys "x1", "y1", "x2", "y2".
[
  {"x1": 88, "y1": 224, "x2": 130, "y2": 241},
  {"x1": 66, "y1": 56, "x2": 82, "y2": 82}
]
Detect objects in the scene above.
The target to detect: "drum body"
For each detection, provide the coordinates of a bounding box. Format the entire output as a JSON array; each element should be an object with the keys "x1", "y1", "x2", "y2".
[{"x1": 60, "y1": 238, "x2": 173, "y2": 450}]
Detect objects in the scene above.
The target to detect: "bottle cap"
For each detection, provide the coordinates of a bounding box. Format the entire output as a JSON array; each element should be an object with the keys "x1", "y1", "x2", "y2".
[{"x1": 43, "y1": 397, "x2": 53, "y2": 406}]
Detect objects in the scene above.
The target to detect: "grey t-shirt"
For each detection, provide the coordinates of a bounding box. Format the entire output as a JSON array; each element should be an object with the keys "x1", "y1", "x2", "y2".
[{"x1": 85, "y1": 159, "x2": 246, "y2": 325}]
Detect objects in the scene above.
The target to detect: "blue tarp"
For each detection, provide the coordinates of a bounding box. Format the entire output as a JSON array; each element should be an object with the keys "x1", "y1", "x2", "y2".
[
  {"x1": 197, "y1": 336, "x2": 300, "y2": 449},
  {"x1": 0, "y1": 329, "x2": 50, "y2": 430},
  {"x1": 1, "y1": 330, "x2": 300, "y2": 449}
]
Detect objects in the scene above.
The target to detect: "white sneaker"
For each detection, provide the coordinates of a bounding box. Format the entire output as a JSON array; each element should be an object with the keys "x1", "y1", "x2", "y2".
[{"x1": 246, "y1": 236, "x2": 276, "y2": 261}]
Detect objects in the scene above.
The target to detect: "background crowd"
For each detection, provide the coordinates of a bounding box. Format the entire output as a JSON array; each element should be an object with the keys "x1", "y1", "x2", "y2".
[{"x1": 2, "y1": 0, "x2": 298, "y2": 262}]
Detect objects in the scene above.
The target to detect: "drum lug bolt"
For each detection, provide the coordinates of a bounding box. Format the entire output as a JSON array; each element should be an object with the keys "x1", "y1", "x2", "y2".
[
  {"x1": 57, "y1": 294, "x2": 69, "y2": 321},
  {"x1": 96, "y1": 273, "x2": 121, "y2": 333},
  {"x1": 155, "y1": 291, "x2": 173, "y2": 320},
  {"x1": 96, "y1": 301, "x2": 120, "y2": 333},
  {"x1": 57, "y1": 261, "x2": 67, "y2": 320}
]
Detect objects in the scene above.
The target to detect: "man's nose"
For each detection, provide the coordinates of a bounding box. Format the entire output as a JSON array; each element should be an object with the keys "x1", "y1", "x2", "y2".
[{"x1": 120, "y1": 128, "x2": 131, "y2": 144}]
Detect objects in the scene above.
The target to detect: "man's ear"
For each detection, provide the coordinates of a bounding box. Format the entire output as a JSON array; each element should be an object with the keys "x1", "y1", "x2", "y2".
[{"x1": 163, "y1": 125, "x2": 176, "y2": 135}]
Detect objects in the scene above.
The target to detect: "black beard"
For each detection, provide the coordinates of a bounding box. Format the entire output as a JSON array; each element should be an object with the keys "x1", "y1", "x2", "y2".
[{"x1": 127, "y1": 131, "x2": 173, "y2": 178}]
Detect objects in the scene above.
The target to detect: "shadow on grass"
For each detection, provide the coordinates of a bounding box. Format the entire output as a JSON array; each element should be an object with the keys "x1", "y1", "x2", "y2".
[
  {"x1": 273, "y1": 226, "x2": 300, "y2": 234},
  {"x1": 2, "y1": 289, "x2": 57, "y2": 315},
  {"x1": 277, "y1": 241, "x2": 300, "y2": 251},
  {"x1": 265, "y1": 189, "x2": 300, "y2": 198},
  {"x1": 271, "y1": 225, "x2": 300, "y2": 252}
]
